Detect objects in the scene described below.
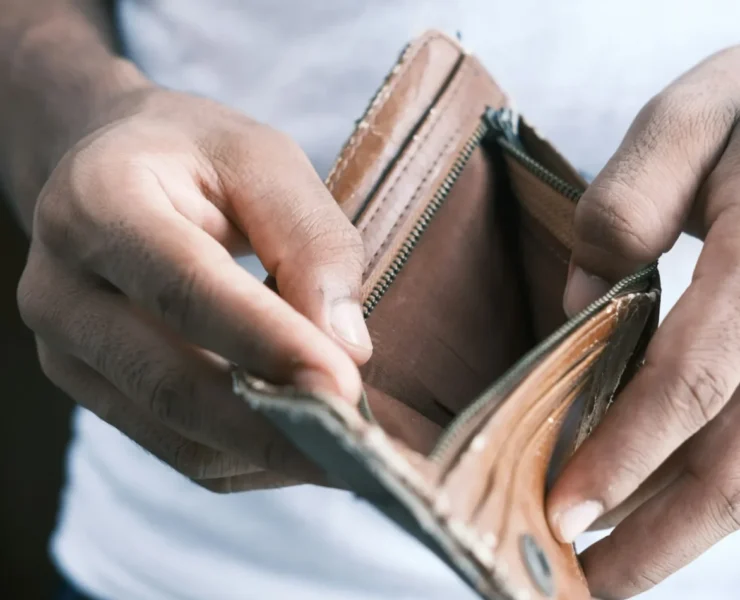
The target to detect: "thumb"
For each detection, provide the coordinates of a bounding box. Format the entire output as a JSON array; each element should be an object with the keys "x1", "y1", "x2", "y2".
[
  {"x1": 563, "y1": 49, "x2": 740, "y2": 316},
  {"x1": 212, "y1": 125, "x2": 372, "y2": 365}
]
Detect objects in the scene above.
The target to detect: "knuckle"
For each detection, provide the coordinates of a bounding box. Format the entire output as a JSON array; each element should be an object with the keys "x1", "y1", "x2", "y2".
[
  {"x1": 685, "y1": 467, "x2": 740, "y2": 535},
  {"x1": 35, "y1": 150, "x2": 102, "y2": 256},
  {"x1": 714, "y1": 484, "x2": 740, "y2": 533},
  {"x1": 216, "y1": 124, "x2": 296, "y2": 171},
  {"x1": 605, "y1": 442, "x2": 656, "y2": 502},
  {"x1": 33, "y1": 190, "x2": 73, "y2": 253},
  {"x1": 154, "y1": 263, "x2": 203, "y2": 332},
  {"x1": 585, "y1": 534, "x2": 663, "y2": 597},
  {"x1": 16, "y1": 256, "x2": 67, "y2": 336},
  {"x1": 16, "y1": 268, "x2": 44, "y2": 332},
  {"x1": 276, "y1": 208, "x2": 364, "y2": 296},
  {"x1": 642, "y1": 86, "x2": 736, "y2": 146},
  {"x1": 620, "y1": 567, "x2": 663, "y2": 597},
  {"x1": 147, "y1": 369, "x2": 197, "y2": 426},
  {"x1": 659, "y1": 362, "x2": 729, "y2": 432},
  {"x1": 575, "y1": 185, "x2": 657, "y2": 264},
  {"x1": 294, "y1": 208, "x2": 364, "y2": 268},
  {"x1": 252, "y1": 125, "x2": 303, "y2": 159}
]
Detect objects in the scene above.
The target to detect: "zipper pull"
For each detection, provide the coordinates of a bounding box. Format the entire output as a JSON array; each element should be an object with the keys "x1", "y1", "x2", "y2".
[{"x1": 483, "y1": 106, "x2": 523, "y2": 149}]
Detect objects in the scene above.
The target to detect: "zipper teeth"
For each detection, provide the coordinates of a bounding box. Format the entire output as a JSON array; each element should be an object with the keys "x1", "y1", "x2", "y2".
[
  {"x1": 429, "y1": 262, "x2": 658, "y2": 463},
  {"x1": 498, "y1": 139, "x2": 584, "y2": 201},
  {"x1": 485, "y1": 106, "x2": 585, "y2": 202},
  {"x1": 362, "y1": 121, "x2": 489, "y2": 318}
]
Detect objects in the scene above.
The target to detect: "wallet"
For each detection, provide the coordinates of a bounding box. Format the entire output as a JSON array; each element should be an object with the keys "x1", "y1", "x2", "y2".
[{"x1": 234, "y1": 30, "x2": 661, "y2": 600}]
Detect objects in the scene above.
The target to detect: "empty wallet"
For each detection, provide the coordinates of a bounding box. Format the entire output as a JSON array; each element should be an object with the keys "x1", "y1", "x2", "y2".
[{"x1": 233, "y1": 30, "x2": 661, "y2": 600}]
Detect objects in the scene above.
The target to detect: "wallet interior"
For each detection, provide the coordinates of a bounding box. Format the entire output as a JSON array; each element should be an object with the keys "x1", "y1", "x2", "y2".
[
  {"x1": 358, "y1": 109, "x2": 583, "y2": 448},
  {"x1": 235, "y1": 32, "x2": 660, "y2": 600}
]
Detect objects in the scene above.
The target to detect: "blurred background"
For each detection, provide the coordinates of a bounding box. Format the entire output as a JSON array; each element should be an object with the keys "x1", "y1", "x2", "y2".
[{"x1": 0, "y1": 195, "x2": 73, "y2": 599}]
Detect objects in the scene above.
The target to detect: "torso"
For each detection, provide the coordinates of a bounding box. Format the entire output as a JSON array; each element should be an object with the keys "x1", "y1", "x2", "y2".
[{"x1": 51, "y1": 1, "x2": 738, "y2": 598}]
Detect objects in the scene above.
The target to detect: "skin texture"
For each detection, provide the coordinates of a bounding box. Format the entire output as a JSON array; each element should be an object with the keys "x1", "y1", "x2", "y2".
[
  {"x1": 2, "y1": 2, "x2": 739, "y2": 597},
  {"x1": 551, "y1": 47, "x2": 740, "y2": 598},
  {"x1": 2, "y1": 2, "x2": 375, "y2": 491}
]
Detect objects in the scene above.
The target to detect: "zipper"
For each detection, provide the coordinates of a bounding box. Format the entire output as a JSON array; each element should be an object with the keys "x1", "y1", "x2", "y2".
[
  {"x1": 362, "y1": 119, "x2": 489, "y2": 318},
  {"x1": 359, "y1": 104, "x2": 657, "y2": 459},
  {"x1": 429, "y1": 262, "x2": 657, "y2": 463},
  {"x1": 428, "y1": 108, "x2": 658, "y2": 463},
  {"x1": 483, "y1": 107, "x2": 584, "y2": 202}
]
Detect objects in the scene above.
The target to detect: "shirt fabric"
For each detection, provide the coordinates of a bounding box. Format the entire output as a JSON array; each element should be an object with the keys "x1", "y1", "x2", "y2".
[{"x1": 50, "y1": 1, "x2": 740, "y2": 598}]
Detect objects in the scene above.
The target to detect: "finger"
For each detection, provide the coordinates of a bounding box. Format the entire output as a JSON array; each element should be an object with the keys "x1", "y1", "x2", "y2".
[
  {"x1": 550, "y1": 148, "x2": 740, "y2": 540},
  {"x1": 142, "y1": 162, "x2": 253, "y2": 257},
  {"x1": 588, "y1": 441, "x2": 687, "y2": 531},
  {"x1": 202, "y1": 471, "x2": 307, "y2": 493},
  {"x1": 549, "y1": 60, "x2": 740, "y2": 540},
  {"x1": 36, "y1": 342, "x2": 260, "y2": 482},
  {"x1": 549, "y1": 211, "x2": 740, "y2": 541},
  {"x1": 38, "y1": 150, "x2": 362, "y2": 401},
  {"x1": 204, "y1": 126, "x2": 372, "y2": 362},
  {"x1": 19, "y1": 262, "x2": 322, "y2": 480},
  {"x1": 580, "y1": 393, "x2": 740, "y2": 598},
  {"x1": 564, "y1": 47, "x2": 740, "y2": 315}
]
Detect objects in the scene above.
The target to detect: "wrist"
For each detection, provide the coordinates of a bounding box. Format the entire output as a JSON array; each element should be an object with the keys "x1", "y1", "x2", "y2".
[
  {"x1": 54, "y1": 57, "x2": 154, "y2": 159},
  {"x1": 0, "y1": 49, "x2": 152, "y2": 230}
]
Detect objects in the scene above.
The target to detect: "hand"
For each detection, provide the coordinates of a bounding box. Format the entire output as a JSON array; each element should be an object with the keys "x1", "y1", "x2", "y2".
[
  {"x1": 17, "y1": 86, "x2": 374, "y2": 491},
  {"x1": 547, "y1": 47, "x2": 740, "y2": 598}
]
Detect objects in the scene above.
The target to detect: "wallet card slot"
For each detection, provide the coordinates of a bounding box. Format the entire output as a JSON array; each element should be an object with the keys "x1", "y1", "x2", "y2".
[
  {"x1": 505, "y1": 157, "x2": 576, "y2": 251},
  {"x1": 483, "y1": 107, "x2": 582, "y2": 250},
  {"x1": 519, "y1": 211, "x2": 570, "y2": 341},
  {"x1": 484, "y1": 107, "x2": 579, "y2": 342},
  {"x1": 360, "y1": 141, "x2": 534, "y2": 426},
  {"x1": 236, "y1": 31, "x2": 662, "y2": 600},
  {"x1": 361, "y1": 118, "x2": 488, "y2": 317}
]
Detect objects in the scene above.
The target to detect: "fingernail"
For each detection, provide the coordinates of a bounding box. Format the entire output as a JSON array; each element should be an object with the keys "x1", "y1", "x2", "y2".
[
  {"x1": 554, "y1": 500, "x2": 604, "y2": 543},
  {"x1": 330, "y1": 300, "x2": 373, "y2": 354},
  {"x1": 563, "y1": 266, "x2": 611, "y2": 317}
]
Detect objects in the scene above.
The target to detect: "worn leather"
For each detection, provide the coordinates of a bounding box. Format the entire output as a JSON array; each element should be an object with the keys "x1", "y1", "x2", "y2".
[{"x1": 233, "y1": 30, "x2": 661, "y2": 600}]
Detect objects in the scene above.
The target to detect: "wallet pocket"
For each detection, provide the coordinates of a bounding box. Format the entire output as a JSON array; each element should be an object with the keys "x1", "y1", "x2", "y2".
[
  {"x1": 234, "y1": 31, "x2": 661, "y2": 600},
  {"x1": 486, "y1": 108, "x2": 579, "y2": 341}
]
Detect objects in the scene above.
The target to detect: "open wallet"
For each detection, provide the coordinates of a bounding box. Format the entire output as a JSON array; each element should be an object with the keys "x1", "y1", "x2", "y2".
[{"x1": 233, "y1": 30, "x2": 661, "y2": 600}]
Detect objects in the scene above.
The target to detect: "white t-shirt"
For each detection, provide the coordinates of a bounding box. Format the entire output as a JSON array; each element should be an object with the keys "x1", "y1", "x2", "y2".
[{"x1": 50, "y1": 1, "x2": 739, "y2": 598}]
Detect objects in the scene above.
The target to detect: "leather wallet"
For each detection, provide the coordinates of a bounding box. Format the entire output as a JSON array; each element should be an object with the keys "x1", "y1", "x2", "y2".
[{"x1": 233, "y1": 30, "x2": 661, "y2": 600}]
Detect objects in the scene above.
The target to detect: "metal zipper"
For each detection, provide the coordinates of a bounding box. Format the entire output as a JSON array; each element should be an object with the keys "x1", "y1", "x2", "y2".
[
  {"x1": 428, "y1": 108, "x2": 658, "y2": 463},
  {"x1": 359, "y1": 104, "x2": 657, "y2": 457},
  {"x1": 483, "y1": 107, "x2": 583, "y2": 202},
  {"x1": 429, "y1": 261, "x2": 656, "y2": 462},
  {"x1": 362, "y1": 120, "x2": 489, "y2": 318}
]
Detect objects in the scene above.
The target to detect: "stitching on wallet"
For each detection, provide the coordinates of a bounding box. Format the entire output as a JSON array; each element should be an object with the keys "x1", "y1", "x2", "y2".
[
  {"x1": 325, "y1": 33, "x2": 447, "y2": 193},
  {"x1": 365, "y1": 124, "x2": 464, "y2": 272},
  {"x1": 359, "y1": 63, "x2": 472, "y2": 274},
  {"x1": 359, "y1": 62, "x2": 468, "y2": 233}
]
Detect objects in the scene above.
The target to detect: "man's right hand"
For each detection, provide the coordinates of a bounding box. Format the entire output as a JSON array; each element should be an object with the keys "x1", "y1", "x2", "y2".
[{"x1": 17, "y1": 86, "x2": 373, "y2": 492}]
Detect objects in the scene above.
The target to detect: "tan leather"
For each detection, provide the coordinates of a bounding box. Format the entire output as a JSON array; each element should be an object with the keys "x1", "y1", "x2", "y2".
[
  {"x1": 361, "y1": 145, "x2": 532, "y2": 425},
  {"x1": 327, "y1": 32, "x2": 464, "y2": 219},
  {"x1": 233, "y1": 30, "x2": 660, "y2": 600}
]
